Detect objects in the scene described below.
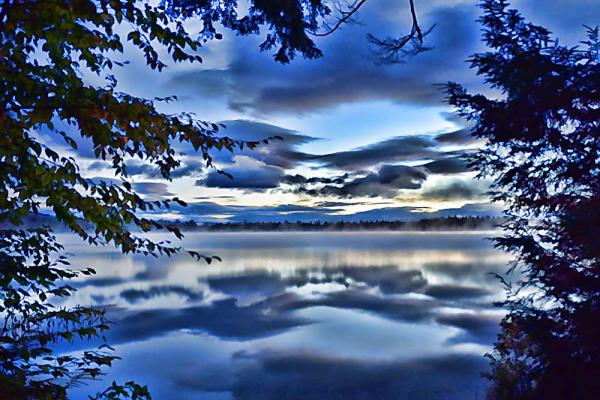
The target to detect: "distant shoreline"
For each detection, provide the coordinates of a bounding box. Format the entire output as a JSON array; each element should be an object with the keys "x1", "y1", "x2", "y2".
[
  {"x1": 4, "y1": 214, "x2": 503, "y2": 233},
  {"x1": 162, "y1": 216, "x2": 502, "y2": 232}
]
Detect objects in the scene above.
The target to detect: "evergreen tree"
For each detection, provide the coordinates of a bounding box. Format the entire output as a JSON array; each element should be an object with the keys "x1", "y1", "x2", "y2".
[{"x1": 446, "y1": 1, "x2": 600, "y2": 398}]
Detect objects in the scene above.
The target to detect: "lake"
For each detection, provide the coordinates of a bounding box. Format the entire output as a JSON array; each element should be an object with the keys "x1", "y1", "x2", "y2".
[{"x1": 60, "y1": 231, "x2": 510, "y2": 400}]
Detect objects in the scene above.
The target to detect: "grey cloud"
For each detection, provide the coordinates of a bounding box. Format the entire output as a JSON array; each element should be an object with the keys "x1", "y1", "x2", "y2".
[
  {"x1": 222, "y1": 266, "x2": 430, "y2": 296},
  {"x1": 123, "y1": 161, "x2": 160, "y2": 179},
  {"x1": 199, "y1": 162, "x2": 285, "y2": 190},
  {"x1": 89, "y1": 158, "x2": 204, "y2": 179},
  {"x1": 133, "y1": 182, "x2": 174, "y2": 199},
  {"x1": 517, "y1": 0, "x2": 600, "y2": 46},
  {"x1": 422, "y1": 156, "x2": 470, "y2": 174},
  {"x1": 309, "y1": 136, "x2": 439, "y2": 171},
  {"x1": 204, "y1": 265, "x2": 491, "y2": 305},
  {"x1": 434, "y1": 129, "x2": 477, "y2": 146},
  {"x1": 291, "y1": 164, "x2": 427, "y2": 199},
  {"x1": 282, "y1": 174, "x2": 348, "y2": 185},
  {"x1": 164, "y1": 0, "x2": 600, "y2": 119},
  {"x1": 313, "y1": 200, "x2": 388, "y2": 208},
  {"x1": 205, "y1": 120, "x2": 318, "y2": 169},
  {"x1": 438, "y1": 111, "x2": 467, "y2": 126},
  {"x1": 165, "y1": 4, "x2": 480, "y2": 116},
  {"x1": 87, "y1": 161, "x2": 108, "y2": 172},
  {"x1": 421, "y1": 180, "x2": 488, "y2": 201},
  {"x1": 340, "y1": 165, "x2": 427, "y2": 197},
  {"x1": 194, "y1": 195, "x2": 235, "y2": 200},
  {"x1": 36, "y1": 119, "x2": 97, "y2": 159},
  {"x1": 104, "y1": 117, "x2": 483, "y2": 198},
  {"x1": 171, "y1": 159, "x2": 206, "y2": 178},
  {"x1": 87, "y1": 177, "x2": 122, "y2": 187}
]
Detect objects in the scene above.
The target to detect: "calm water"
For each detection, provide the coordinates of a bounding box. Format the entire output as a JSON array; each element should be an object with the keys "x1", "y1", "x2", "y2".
[{"x1": 59, "y1": 232, "x2": 510, "y2": 400}]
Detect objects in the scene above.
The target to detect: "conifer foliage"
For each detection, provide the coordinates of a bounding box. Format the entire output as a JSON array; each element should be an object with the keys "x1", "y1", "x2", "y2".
[{"x1": 446, "y1": 1, "x2": 600, "y2": 398}]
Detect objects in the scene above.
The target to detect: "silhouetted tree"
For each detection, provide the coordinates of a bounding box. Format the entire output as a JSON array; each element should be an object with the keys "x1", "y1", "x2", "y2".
[{"x1": 446, "y1": 1, "x2": 600, "y2": 398}]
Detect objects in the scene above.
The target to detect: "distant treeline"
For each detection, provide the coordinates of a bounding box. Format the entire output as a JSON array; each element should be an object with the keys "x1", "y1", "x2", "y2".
[
  {"x1": 161, "y1": 216, "x2": 503, "y2": 232},
  {"x1": 3, "y1": 214, "x2": 503, "y2": 232}
]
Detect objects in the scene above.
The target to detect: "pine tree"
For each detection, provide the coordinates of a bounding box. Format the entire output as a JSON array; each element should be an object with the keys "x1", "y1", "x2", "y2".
[{"x1": 446, "y1": 1, "x2": 600, "y2": 398}]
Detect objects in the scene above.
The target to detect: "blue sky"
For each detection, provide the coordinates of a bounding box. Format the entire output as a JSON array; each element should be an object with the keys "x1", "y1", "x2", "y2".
[{"x1": 78, "y1": 0, "x2": 599, "y2": 222}]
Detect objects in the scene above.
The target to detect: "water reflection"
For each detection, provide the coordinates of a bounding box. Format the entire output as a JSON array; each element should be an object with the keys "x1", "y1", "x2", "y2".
[{"x1": 61, "y1": 232, "x2": 509, "y2": 400}]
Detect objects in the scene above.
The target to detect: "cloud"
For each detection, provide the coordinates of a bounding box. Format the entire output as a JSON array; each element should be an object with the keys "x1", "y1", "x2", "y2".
[
  {"x1": 421, "y1": 180, "x2": 488, "y2": 201},
  {"x1": 121, "y1": 161, "x2": 161, "y2": 179},
  {"x1": 201, "y1": 120, "x2": 318, "y2": 169},
  {"x1": 194, "y1": 195, "x2": 236, "y2": 200},
  {"x1": 282, "y1": 174, "x2": 348, "y2": 185},
  {"x1": 339, "y1": 165, "x2": 428, "y2": 197},
  {"x1": 133, "y1": 182, "x2": 174, "y2": 199},
  {"x1": 209, "y1": 266, "x2": 428, "y2": 297},
  {"x1": 422, "y1": 156, "x2": 470, "y2": 174},
  {"x1": 289, "y1": 164, "x2": 427, "y2": 199},
  {"x1": 88, "y1": 158, "x2": 205, "y2": 179},
  {"x1": 198, "y1": 155, "x2": 285, "y2": 191},
  {"x1": 166, "y1": 0, "x2": 599, "y2": 120},
  {"x1": 307, "y1": 136, "x2": 439, "y2": 171},
  {"x1": 165, "y1": 4, "x2": 481, "y2": 116},
  {"x1": 434, "y1": 129, "x2": 477, "y2": 146},
  {"x1": 171, "y1": 159, "x2": 206, "y2": 178},
  {"x1": 83, "y1": 119, "x2": 479, "y2": 199}
]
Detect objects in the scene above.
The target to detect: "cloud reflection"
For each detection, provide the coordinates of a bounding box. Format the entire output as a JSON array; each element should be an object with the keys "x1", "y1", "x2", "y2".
[{"x1": 63, "y1": 232, "x2": 507, "y2": 399}]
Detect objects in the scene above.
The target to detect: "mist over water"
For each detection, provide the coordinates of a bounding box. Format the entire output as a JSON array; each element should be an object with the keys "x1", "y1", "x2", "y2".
[{"x1": 61, "y1": 232, "x2": 510, "y2": 400}]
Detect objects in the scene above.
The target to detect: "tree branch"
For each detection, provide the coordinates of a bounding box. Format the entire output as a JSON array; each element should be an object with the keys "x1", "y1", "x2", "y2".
[
  {"x1": 309, "y1": 0, "x2": 369, "y2": 37},
  {"x1": 367, "y1": 0, "x2": 434, "y2": 64}
]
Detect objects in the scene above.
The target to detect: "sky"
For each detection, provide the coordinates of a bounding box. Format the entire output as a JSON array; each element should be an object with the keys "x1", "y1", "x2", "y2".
[{"x1": 59, "y1": 0, "x2": 600, "y2": 223}]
